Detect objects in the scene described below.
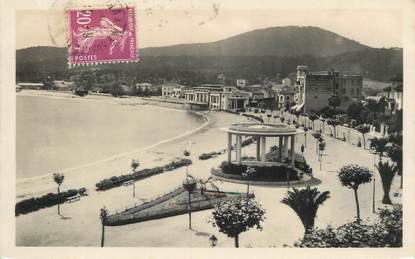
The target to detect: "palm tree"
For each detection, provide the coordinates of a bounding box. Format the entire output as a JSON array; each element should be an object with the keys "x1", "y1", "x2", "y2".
[
  {"x1": 388, "y1": 144, "x2": 403, "y2": 188},
  {"x1": 52, "y1": 173, "x2": 65, "y2": 216},
  {"x1": 338, "y1": 165, "x2": 372, "y2": 221},
  {"x1": 198, "y1": 176, "x2": 221, "y2": 195},
  {"x1": 182, "y1": 175, "x2": 197, "y2": 229},
  {"x1": 376, "y1": 161, "x2": 398, "y2": 204},
  {"x1": 282, "y1": 187, "x2": 330, "y2": 235}
]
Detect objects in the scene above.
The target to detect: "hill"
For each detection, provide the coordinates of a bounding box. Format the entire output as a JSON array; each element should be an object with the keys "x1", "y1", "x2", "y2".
[
  {"x1": 141, "y1": 26, "x2": 370, "y2": 57},
  {"x1": 15, "y1": 27, "x2": 402, "y2": 84}
]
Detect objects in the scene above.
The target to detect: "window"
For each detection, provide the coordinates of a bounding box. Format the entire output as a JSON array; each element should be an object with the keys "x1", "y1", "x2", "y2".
[{"x1": 343, "y1": 89, "x2": 346, "y2": 94}]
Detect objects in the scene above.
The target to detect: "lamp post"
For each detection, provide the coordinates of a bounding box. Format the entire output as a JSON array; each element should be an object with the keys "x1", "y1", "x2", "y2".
[
  {"x1": 183, "y1": 150, "x2": 190, "y2": 176},
  {"x1": 209, "y1": 234, "x2": 218, "y2": 247},
  {"x1": 242, "y1": 167, "x2": 255, "y2": 199},
  {"x1": 100, "y1": 206, "x2": 108, "y2": 247},
  {"x1": 370, "y1": 149, "x2": 378, "y2": 213}
]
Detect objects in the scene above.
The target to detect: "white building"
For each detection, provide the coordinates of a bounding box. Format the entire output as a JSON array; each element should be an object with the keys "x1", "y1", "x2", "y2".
[
  {"x1": 184, "y1": 84, "x2": 250, "y2": 111},
  {"x1": 161, "y1": 83, "x2": 185, "y2": 98},
  {"x1": 236, "y1": 79, "x2": 248, "y2": 87}
]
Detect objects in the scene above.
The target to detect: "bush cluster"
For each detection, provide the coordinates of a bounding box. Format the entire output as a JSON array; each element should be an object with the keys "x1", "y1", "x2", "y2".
[
  {"x1": 199, "y1": 151, "x2": 222, "y2": 160},
  {"x1": 242, "y1": 113, "x2": 264, "y2": 123},
  {"x1": 95, "y1": 158, "x2": 192, "y2": 191},
  {"x1": 15, "y1": 187, "x2": 87, "y2": 216},
  {"x1": 219, "y1": 161, "x2": 299, "y2": 181},
  {"x1": 296, "y1": 207, "x2": 402, "y2": 247}
]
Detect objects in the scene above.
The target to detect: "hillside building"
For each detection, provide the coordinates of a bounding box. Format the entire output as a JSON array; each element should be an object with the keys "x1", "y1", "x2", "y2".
[{"x1": 292, "y1": 65, "x2": 363, "y2": 112}]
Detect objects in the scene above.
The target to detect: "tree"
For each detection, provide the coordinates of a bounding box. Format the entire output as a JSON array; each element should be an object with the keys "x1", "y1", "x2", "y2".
[
  {"x1": 338, "y1": 165, "x2": 372, "y2": 221},
  {"x1": 281, "y1": 186, "x2": 330, "y2": 235},
  {"x1": 375, "y1": 161, "x2": 397, "y2": 204},
  {"x1": 182, "y1": 175, "x2": 197, "y2": 230},
  {"x1": 211, "y1": 198, "x2": 265, "y2": 247},
  {"x1": 356, "y1": 124, "x2": 370, "y2": 149},
  {"x1": 370, "y1": 138, "x2": 388, "y2": 158},
  {"x1": 130, "y1": 159, "x2": 139, "y2": 197},
  {"x1": 347, "y1": 102, "x2": 364, "y2": 121},
  {"x1": 131, "y1": 159, "x2": 140, "y2": 172},
  {"x1": 308, "y1": 113, "x2": 319, "y2": 130},
  {"x1": 328, "y1": 95, "x2": 341, "y2": 111},
  {"x1": 295, "y1": 207, "x2": 402, "y2": 248},
  {"x1": 326, "y1": 118, "x2": 340, "y2": 138},
  {"x1": 312, "y1": 132, "x2": 321, "y2": 155},
  {"x1": 52, "y1": 173, "x2": 65, "y2": 216}
]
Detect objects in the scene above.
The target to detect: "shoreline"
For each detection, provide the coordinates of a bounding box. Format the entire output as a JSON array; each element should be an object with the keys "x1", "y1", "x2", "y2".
[{"x1": 16, "y1": 90, "x2": 211, "y2": 196}]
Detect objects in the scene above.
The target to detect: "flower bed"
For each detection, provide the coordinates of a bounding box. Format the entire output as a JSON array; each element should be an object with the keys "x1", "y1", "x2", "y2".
[
  {"x1": 219, "y1": 161, "x2": 299, "y2": 181},
  {"x1": 15, "y1": 187, "x2": 87, "y2": 216},
  {"x1": 95, "y1": 158, "x2": 192, "y2": 191}
]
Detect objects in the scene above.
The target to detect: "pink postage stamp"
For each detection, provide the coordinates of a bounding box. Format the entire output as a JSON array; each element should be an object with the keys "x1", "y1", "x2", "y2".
[{"x1": 67, "y1": 5, "x2": 138, "y2": 66}]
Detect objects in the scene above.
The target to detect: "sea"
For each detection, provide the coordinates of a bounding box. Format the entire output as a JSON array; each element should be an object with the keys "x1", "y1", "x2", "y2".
[{"x1": 16, "y1": 95, "x2": 204, "y2": 179}]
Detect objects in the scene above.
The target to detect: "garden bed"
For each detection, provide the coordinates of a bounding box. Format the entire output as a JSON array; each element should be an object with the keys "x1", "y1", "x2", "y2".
[
  {"x1": 95, "y1": 158, "x2": 192, "y2": 191},
  {"x1": 217, "y1": 161, "x2": 300, "y2": 182},
  {"x1": 15, "y1": 187, "x2": 87, "y2": 216}
]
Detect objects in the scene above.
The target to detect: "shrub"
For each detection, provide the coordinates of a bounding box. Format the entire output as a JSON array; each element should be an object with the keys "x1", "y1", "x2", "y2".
[{"x1": 296, "y1": 207, "x2": 402, "y2": 247}]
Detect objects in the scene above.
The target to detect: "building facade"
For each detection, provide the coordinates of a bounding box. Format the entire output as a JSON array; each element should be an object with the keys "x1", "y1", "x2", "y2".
[
  {"x1": 293, "y1": 65, "x2": 363, "y2": 112},
  {"x1": 183, "y1": 84, "x2": 250, "y2": 111}
]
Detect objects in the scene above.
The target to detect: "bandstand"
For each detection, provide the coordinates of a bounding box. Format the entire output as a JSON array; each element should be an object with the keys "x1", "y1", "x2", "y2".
[{"x1": 222, "y1": 122, "x2": 303, "y2": 167}]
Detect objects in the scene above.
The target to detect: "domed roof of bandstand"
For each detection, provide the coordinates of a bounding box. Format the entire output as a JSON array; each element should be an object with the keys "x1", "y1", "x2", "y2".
[{"x1": 222, "y1": 122, "x2": 303, "y2": 136}]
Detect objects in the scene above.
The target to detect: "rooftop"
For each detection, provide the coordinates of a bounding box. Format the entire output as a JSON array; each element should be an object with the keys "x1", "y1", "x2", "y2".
[{"x1": 222, "y1": 122, "x2": 302, "y2": 136}]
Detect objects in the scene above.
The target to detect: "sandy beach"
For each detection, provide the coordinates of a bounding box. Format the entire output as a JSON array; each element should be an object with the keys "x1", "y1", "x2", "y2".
[{"x1": 15, "y1": 90, "x2": 401, "y2": 247}]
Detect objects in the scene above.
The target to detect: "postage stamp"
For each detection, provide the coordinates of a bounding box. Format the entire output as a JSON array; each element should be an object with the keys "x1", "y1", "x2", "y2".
[{"x1": 66, "y1": 5, "x2": 138, "y2": 66}]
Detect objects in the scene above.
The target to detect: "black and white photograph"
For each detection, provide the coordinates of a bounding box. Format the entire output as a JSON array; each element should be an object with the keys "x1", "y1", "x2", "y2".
[{"x1": 1, "y1": 0, "x2": 414, "y2": 258}]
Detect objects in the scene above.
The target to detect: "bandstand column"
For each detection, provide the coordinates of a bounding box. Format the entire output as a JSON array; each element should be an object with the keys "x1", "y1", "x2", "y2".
[
  {"x1": 278, "y1": 136, "x2": 283, "y2": 161},
  {"x1": 236, "y1": 135, "x2": 242, "y2": 164},
  {"x1": 261, "y1": 136, "x2": 266, "y2": 162},
  {"x1": 291, "y1": 135, "x2": 295, "y2": 167},
  {"x1": 227, "y1": 133, "x2": 232, "y2": 163},
  {"x1": 283, "y1": 136, "x2": 289, "y2": 156},
  {"x1": 256, "y1": 136, "x2": 261, "y2": 161}
]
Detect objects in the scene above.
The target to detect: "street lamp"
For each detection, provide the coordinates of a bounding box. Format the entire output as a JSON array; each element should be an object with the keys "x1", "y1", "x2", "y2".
[
  {"x1": 370, "y1": 148, "x2": 378, "y2": 214},
  {"x1": 100, "y1": 206, "x2": 108, "y2": 247},
  {"x1": 242, "y1": 167, "x2": 255, "y2": 198},
  {"x1": 209, "y1": 234, "x2": 218, "y2": 247}
]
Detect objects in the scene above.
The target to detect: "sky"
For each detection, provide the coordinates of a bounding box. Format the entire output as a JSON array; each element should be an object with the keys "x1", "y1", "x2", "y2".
[{"x1": 16, "y1": 0, "x2": 403, "y2": 50}]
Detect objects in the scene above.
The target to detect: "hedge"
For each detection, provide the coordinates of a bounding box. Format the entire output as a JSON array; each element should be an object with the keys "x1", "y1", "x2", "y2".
[
  {"x1": 219, "y1": 161, "x2": 299, "y2": 181},
  {"x1": 95, "y1": 158, "x2": 192, "y2": 191},
  {"x1": 15, "y1": 187, "x2": 87, "y2": 216}
]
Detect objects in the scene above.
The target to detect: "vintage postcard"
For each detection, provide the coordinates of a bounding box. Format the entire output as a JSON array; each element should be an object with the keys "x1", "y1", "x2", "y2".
[{"x1": 1, "y1": 0, "x2": 415, "y2": 258}]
